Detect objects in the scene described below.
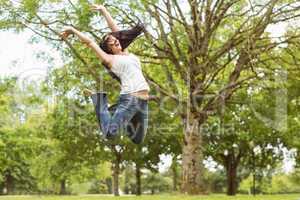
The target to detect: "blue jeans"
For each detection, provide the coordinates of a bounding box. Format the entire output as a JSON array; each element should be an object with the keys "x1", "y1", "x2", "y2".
[{"x1": 91, "y1": 92, "x2": 148, "y2": 144}]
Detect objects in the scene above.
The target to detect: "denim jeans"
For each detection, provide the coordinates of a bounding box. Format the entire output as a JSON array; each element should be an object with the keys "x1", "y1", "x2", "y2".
[{"x1": 91, "y1": 92, "x2": 148, "y2": 144}]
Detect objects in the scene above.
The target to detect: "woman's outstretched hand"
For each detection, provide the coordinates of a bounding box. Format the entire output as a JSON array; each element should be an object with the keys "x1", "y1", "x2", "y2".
[
  {"x1": 59, "y1": 26, "x2": 74, "y2": 40},
  {"x1": 90, "y1": 4, "x2": 106, "y2": 12}
]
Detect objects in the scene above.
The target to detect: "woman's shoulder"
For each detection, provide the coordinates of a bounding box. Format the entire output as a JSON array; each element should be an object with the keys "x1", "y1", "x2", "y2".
[
  {"x1": 112, "y1": 52, "x2": 138, "y2": 62},
  {"x1": 114, "y1": 52, "x2": 138, "y2": 59}
]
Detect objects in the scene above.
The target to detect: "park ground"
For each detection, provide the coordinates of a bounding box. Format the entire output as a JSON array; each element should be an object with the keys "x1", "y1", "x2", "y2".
[{"x1": 1, "y1": 194, "x2": 300, "y2": 200}]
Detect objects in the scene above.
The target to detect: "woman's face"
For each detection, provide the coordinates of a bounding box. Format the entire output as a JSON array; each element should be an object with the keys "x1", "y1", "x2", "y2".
[{"x1": 106, "y1": 35, "x2": 122, "y2": 54}]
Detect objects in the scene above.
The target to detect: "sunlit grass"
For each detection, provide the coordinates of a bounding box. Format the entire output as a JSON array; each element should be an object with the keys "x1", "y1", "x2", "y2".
[{"x1": 1, "y1": 194, "x2": 300, "y2": 200}]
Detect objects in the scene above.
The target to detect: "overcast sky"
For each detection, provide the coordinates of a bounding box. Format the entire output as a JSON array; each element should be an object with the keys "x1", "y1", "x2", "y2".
[{"x1": 0, "y1": 29, "x2": 63, "y2": 82}]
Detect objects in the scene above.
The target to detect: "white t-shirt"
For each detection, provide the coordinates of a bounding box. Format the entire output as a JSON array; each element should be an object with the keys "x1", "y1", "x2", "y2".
[{"x1": 111, "y1": 53, "x2": 150, "y2": 94}]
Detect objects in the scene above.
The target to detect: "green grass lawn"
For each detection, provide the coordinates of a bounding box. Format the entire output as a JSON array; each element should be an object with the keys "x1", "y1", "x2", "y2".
[{"x1": 1, "y1": 194, "x2": 299, "y2": 200}]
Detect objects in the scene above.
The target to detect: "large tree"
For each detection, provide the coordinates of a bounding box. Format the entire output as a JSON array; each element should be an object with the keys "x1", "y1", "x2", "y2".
[
  {"x1": 204, "y1": 89, "x2": 288, "y2": 195},
  {"x1": 129, "y1": 0, "x2": 300, "y2": 194},
  {"x1": 0, "y1": 78, "x2": 41, "y2": 194}
]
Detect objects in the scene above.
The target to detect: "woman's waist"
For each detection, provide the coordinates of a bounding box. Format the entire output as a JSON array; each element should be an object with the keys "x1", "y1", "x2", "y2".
[
  {"x1": 131, "y1": 89, "x2": 149, "y2": 96},
  {"x1": 130, "y1": 90, "x2": 149, "y2": 100},
  {"x1": 120, "y1": 89, "x2": 149, "y2": 100}
]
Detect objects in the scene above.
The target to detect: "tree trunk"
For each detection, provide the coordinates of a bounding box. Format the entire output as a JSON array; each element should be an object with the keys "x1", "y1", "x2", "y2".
[
  {"x1": 135, "y1": 162, "x2": 142, "y2": 195},
  {"x1": 112, "y1": 161, "x2": 120, "y2": 196},
  {"x1": 225, "y1": 155, "x2": 238, "y2": 196},
  {"x1": 105, "y1": 177, "x2": 112, "y2": 194},
  {"x1": 4, "y1": 171, "x2": 14, "y2": 195},
  {"x1": 59, "y1": 179, "x2": 67, "y2": 195},
  {"x1": 171, "y1": 157, "x2": 178, "y2": 191},
  {"x1": 181, "y1": 116, "x2": 205, "y2": 194},
  {"x1": 151, "y1": 188, "x2": 155, "y2": 195},
  {"x1": 124, "y1": 169, "x2": 130, "y2": 194},
  {"x1": 0, "y1": 182, "x2": 3, "y2": 195}
]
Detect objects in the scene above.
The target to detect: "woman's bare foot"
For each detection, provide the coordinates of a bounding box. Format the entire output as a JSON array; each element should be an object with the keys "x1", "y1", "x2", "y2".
[{"x1": 83, "y1": 88, "x2": 93, "y2": 97}]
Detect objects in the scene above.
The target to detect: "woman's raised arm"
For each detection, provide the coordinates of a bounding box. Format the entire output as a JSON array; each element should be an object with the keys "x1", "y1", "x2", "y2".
[
  {"x1": 90, "y1": 4, "x2": 120, "y2": 32},
  {"x1": 59, "y1": 26, "x2": 114, "y2": 68}
]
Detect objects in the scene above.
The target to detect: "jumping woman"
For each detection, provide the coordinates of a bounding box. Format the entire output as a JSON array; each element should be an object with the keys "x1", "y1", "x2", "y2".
[{"x1": 59, "y1": 4, "x2": 150, "y2": 144}]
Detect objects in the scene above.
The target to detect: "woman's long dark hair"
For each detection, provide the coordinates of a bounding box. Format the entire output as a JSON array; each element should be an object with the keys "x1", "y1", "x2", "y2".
[{"x1": 99, "y1": 22, "x2": 145, "y2": 83}]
